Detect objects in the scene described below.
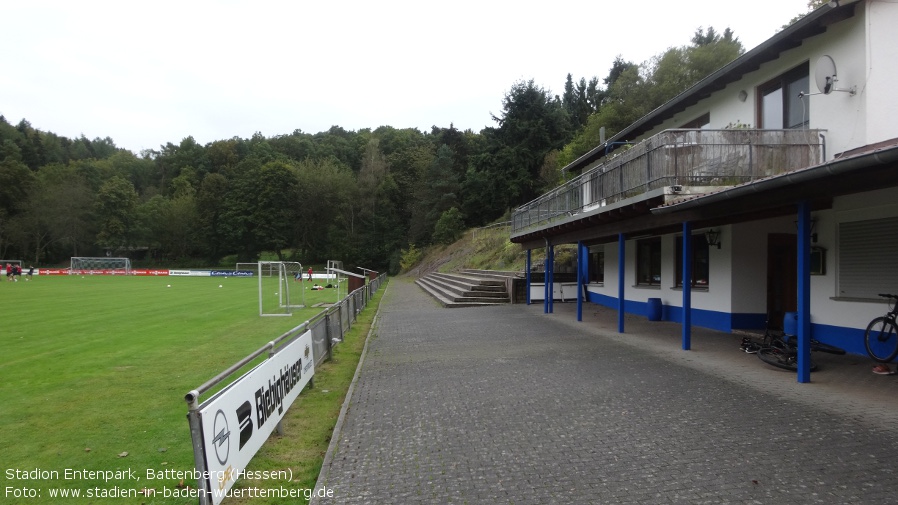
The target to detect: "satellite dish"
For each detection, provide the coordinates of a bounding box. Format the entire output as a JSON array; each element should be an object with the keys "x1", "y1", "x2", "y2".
[{"x1": 815, "y1": 55, "x2": 837, "y2": 95}]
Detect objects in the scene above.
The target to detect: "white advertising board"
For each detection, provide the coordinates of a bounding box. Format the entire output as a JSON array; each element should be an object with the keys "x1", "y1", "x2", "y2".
[{"x1": 197, "y1": 330, "x2": 314, "y2": 504}]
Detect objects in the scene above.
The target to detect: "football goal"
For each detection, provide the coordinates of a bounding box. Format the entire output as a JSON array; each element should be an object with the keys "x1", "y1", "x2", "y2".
[
  {"x1": 70, "y1": 257, "x2": 132, "y2": 275},
  {"x1": 327, "y1": 260, "x2": 346, "y2": 301},
  {"x1": 258, "y1": 261, "x2": 306, "y2": 316}
]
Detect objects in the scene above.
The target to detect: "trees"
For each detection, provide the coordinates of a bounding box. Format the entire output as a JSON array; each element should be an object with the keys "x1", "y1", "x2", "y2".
[
  {"x1": 293, "y1": 158, "x2": 355, "y2": 262},
  {"x1": 353, "y1": 138, "x2": 404, "y2": 268},
  {"x1": 409, "y1": 144, "x2": 460, "y2": 246},
  {"x1": 432, "y1": 207, "x2": 465, "y2": 245},
  {"x1": 464, "y1": 79, "x2": 572, "y2": 223},
  {"x1": 139, "y1": 176, "x2": 199, "y2": 262},
  {"x1": 195, "y1": 173, "x2": 230, "y2": 263},
  {"x1": 0, "y1": 148, "x2": 36, "y2": 259},
  {"x1": 785, "y1": 0, "x2": 829, "y2": 27},
  {"x1": 558, "y1": 27, "x2": 744, "y2": 168},
  {"x1": 17, "y1": 165, "x2": 94, "y2": 261},
  {"x1": 95, "y1": 176, "x2": 139, "y2": 253},
  {"x1": 0, "y1": 22, "x2": 752, "y2": 271},
  {"x1": 563, "y1": 74, "x2": 602, "y2": 131},
  {"x1": 254, "y1": 161, "x2": 301, "y2": 259},
  {"x1": 217, "y1": 159, "x2": 300, "y2": 262}
]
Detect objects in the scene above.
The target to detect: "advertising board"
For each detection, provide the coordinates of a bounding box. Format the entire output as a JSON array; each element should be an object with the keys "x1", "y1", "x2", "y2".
[{"x1": 196, "y1": 330, "x2": 314, "y2": 504}]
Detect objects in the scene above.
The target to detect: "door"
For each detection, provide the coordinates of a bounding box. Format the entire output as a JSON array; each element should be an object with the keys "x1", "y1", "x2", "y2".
[{"x1": 766, "y1": 233, "x2": 797, "y2": 330}]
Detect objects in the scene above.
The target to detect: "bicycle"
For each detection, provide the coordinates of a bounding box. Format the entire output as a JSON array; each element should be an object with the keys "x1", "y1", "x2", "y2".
[
  {"x1": 740, "y1": 316, "x2": 845, "y2": 372},
  {"x1": 864, "y1": 293, "x2": 898, "y2": 362}
]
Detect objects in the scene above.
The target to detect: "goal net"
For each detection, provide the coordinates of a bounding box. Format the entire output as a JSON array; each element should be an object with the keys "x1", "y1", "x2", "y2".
[
  {"x1": 258, "y1": 261, "x2": 305, "y2": 316},
  {"x1": 70, "y1": 257, "x2": 132, "y2": 275}
]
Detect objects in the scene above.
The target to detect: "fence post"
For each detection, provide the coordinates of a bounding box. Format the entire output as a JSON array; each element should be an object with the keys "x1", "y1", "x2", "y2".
[
  {"x1": 325, "y1": 312, "x2": 333, "y2": 363},
  {"x1": 749, "y1": 135, "x2": 754, "y2": 180},
  {"x1": 184, "y1": 393, "x2": 212, "y2": 505}
]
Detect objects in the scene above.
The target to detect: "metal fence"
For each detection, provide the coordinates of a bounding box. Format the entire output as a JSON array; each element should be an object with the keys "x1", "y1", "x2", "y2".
[
  {"x1": 186, "y1": 274, "x2": 385, "y2": 403},
  {"x1": 184, "y1": 274, "x2": 386, "y2": 505},
  {"x1": 512, "y1": 129, "x2": 825, "y2": 235},
  {"x1": 472, "y1": 221, "x2": 511, "y2": 239},
  {"x1": 307, "y1": 273, "x2": 385, "y2": 364}
]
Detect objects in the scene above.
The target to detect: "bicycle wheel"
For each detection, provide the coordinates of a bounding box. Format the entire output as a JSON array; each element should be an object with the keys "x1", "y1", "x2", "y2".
[
  {"x1": 757, "y1": 347, "x2": 817, "y2": 372},
  {"x1": 864, "y1": 317, "x2": 898, "y2": 362},
  {"x1": 810, "y1": 340, "x2": 846, "y2": 355}
]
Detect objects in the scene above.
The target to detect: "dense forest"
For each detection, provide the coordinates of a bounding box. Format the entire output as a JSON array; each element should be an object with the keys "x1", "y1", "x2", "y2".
[{"x1": 0, "y1": 28, "x2": 747, "y2": 274}]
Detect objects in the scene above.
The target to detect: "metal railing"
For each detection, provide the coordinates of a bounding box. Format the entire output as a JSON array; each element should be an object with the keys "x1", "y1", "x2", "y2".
[
  {"x1": 472, "y1": 220, "x2": 511, "y2": 239},
  {"x1": 512, "y1": 129, "x2": 825, "y2": 235},
  {"x1": 184, "y1": 274, "x2": 385, "y2": 504},
  {"x1": 186, "y1": 274, "x2": 385, "y2": 405}
]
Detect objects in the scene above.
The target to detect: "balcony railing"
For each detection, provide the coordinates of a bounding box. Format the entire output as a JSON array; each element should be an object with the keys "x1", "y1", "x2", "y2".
[{"x1": 511, "y1": 128, "x2": 826, "y2": 236}]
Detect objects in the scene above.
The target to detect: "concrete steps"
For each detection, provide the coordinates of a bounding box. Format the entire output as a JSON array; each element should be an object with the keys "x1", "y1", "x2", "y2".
[{"x1": 415, "y1": 270, "x2": 515, "y2": 308}]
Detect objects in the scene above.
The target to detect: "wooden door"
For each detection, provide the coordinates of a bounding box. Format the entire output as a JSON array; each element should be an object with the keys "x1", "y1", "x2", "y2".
[{"x1": 766, "y1": 233, "x2": 797, "y2": 330}]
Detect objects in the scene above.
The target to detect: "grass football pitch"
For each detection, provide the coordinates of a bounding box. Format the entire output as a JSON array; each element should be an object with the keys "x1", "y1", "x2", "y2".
[{"x1": 0, "y1": 274, "x2": 352, "y2": 503}]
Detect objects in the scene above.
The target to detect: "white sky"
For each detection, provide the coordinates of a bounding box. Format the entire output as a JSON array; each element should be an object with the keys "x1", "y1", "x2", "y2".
[{"x1": 1, "y1": 0, "x2": 812, "y2": 154}]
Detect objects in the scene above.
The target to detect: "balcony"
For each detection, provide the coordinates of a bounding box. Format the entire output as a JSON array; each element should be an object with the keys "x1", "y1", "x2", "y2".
[{"x1": 511, "y1": 128, "x2": 826, "y2": 237}]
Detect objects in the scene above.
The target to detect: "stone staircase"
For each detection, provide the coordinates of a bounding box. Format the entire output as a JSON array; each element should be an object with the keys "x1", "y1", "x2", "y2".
[{"x1": 415, "y1": 270, "x2": 518, "y2": 308}]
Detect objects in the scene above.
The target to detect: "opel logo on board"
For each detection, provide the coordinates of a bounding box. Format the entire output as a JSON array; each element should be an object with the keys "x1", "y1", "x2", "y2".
[{"x1": 212, "y1": 409, "x2": 230, "y2": 465}]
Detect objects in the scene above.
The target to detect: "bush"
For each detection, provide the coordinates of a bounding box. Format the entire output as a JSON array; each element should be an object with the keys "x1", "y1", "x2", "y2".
[
  {"x1": 433, "y1": 207, "x2": 465, "y2": 245},
  {"x1": 399, "y1": 244, "x2": 422, "y2": 273}
]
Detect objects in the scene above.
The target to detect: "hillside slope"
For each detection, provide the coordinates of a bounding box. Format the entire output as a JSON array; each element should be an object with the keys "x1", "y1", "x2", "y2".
[
  {"x1": 404, "y1": 225, "x2": 521, "y2": 276},
  {"x1": 403, "y1": 224, "x2": 578, "y2": 277}
]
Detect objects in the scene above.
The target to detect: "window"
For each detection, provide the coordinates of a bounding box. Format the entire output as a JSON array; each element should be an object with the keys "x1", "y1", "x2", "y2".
[
  {"x1": 589, "y1": 249, "x2": 604, "y2": 284},
  {"x1": 838, "y1": 217, "x2": 898, "y2": 298},
  {"x1": 675, "y1": 234, "x2": 710, "y2": 288},
  {"x1": 636, "y1": 238, "x2": 661, "y2": 286},
  {"x1": 759, "y1": 62, "x2": 810, "y2": 129}
]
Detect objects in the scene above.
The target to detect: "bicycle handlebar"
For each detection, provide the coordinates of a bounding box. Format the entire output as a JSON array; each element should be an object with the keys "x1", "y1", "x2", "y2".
[{"x1": 878, "y1": 293, "x2": 898, "y2": 300}]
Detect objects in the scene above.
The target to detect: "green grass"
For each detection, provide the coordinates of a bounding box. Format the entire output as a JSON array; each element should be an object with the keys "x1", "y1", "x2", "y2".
[{"x1": 0, "y1": 274, "x2": 382, "y2": 504}]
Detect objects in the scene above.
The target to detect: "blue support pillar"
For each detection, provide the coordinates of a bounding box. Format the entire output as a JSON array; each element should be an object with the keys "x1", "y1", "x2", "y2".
[
  {"x1": 682, "y1": 222, "x2": 692, "y2": 351},
  {"x1": 577, "y1": 241, "x2": 587, "y2": 322},
  {"x1": 546, "y1": 245, "x2": 555, "y2": 314},
  {"x1": 543, "y1": 243, "x2": 549, "y2": 314},
  {"x1": 526, "y1": 249, "x2": 532, "y2": 305},
  {"x1": 618, "y1": 233, "x2": 626, "y2": 333},
  {"x1": 797, "y1": 201, "x2": 812, "y2": 383}
]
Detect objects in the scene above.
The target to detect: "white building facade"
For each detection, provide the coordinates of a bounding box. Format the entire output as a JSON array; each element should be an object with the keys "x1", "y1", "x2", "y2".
[{"x1": 512, "y1": 0, "x2": 898, "y2": 366}]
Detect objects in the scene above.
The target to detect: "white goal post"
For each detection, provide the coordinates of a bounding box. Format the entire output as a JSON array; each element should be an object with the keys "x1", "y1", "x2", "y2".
[
  {"x1": 258, "y1": 261, "x2": 306, "y2": 316},
  {"x1": 326, "y1": 260, "x2": 346, "y2": 301},
  {"x1": 70, "y1": 257, "x2": 132, "y2": 275}
]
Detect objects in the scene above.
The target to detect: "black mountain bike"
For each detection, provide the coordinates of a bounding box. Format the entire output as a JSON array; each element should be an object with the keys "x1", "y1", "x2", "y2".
[
  {"x1": 741, "y1": 316, "x2": 846, "y2": 372},
  {"x1": 864, "y1": 293, "x2": 898, "y2": 362}
]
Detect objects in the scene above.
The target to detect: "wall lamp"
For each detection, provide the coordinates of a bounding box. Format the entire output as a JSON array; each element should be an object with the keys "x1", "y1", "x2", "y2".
[{"x1": 705, "y1": 229, "x2": 721, "y2": 249}]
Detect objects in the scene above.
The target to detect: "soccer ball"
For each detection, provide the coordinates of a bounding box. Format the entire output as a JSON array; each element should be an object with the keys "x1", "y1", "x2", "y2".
[
  {"x1": 167, "y1": 284, "x2": 171, "y2": 288},
  {"x1": 219, "y1": 285, "x2": 223, "y2": 288}
]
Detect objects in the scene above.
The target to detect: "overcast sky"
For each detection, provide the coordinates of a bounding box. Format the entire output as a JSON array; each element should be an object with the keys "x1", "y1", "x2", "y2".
[{"x1": 1, "y1": 0, "x2": 813, "y2": 154}]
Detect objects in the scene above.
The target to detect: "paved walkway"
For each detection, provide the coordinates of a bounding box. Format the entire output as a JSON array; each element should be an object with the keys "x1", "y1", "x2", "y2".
[{"x1": 314, "y1": 278, "x2": 898, "y2": 504}]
